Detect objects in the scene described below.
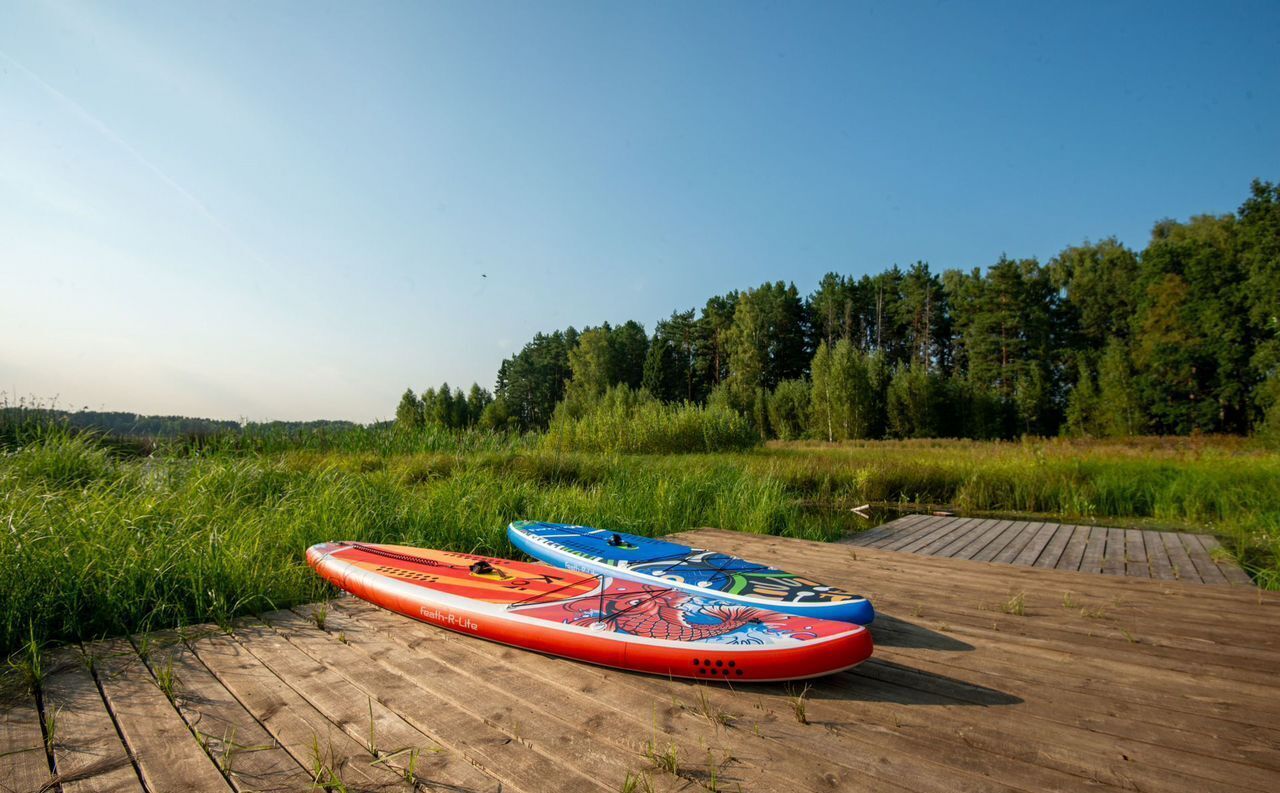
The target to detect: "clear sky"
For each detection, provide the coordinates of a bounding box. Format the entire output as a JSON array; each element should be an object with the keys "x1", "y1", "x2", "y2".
[{"x1": 2, "y1": 1, "x2": 1277, "y2": 421}]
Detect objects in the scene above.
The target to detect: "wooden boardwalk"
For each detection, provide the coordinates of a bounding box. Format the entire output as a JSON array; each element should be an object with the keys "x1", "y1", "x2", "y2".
[
  {"x1": 845, "y1": 514, "x2": 1254, "y2": 586},
  {"x1": 3, "y1": 528, "x2": 1278, "y2": 792}
]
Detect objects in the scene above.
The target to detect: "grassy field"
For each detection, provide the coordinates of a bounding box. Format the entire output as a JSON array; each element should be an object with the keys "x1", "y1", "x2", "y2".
[{"x1": 2, "y1": 427, "x2": 1277, "y2": 654}]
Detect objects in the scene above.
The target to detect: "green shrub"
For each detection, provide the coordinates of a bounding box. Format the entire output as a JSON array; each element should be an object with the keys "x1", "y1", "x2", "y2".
[{"x1": 543, "y1": 387, "x2": 758, "y2": 454}]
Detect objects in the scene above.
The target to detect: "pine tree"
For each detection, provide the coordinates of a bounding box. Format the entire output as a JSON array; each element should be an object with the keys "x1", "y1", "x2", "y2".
[
  {"x1": 395, "y1": 388, "x2": 424, "y2": 430},
  {"x1": 641, "y1": 336, "x2": 679, "y2": 401},
  {"x1": 886, "y1": 363, "x2": 947, "y2": 438},
  {"x1": 466, "y1": 384, "x2": 493, "y2": 427}
]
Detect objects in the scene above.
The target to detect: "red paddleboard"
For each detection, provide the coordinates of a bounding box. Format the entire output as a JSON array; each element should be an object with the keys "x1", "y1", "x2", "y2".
[{"x1": 307, "y1": 542, "x2": 872, "y2": 681}]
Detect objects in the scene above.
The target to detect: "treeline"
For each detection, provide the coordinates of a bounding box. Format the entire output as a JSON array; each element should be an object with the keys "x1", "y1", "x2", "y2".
[
  {"x1": 0, "y1": 406, "x2": 366, "y2": 455},
  {"x1": 0, "y1": 408, "x2": 240, "y2": 438},
  {"x1": 398, "y1": 179, "x2": 1280, "y2": 441}
]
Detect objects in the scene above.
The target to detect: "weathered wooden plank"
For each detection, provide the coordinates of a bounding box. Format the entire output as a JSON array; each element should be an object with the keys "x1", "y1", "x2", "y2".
[
  {"x1": 389, "y1": 620, "x2": 1035, "y2": 793},
  {"x1": 1054, "y1": 525, "x2": 1092, "y2": 572},
  {"x1": 691, "y1": 527, "x2": 1272, "y2": 618},
  {"x1": 1009, "y1": 522, "x2": 1055, "y2": 566},
  {"x1": 329, "y1": 603, "x2": 817, "y2": 793},
  {"x1": 1192, "y1": 534, "x2": 1254, "y2": 586},
  {"x1": 842, "y1": 525, "x2": 896, "y2": 545},
  {"x1": 952, "y1": 520, "x2": 1015, "y2": 560},
  {"x1": 137, "y1": 631, "x2": 313, "y2": 793},
  {"x1": 251, "y1": 611, "x2": 604, "y2": 793},
  {"x1": 918, "y1": 518, "x2": 996, "y2": 557},
  {"x1": 857, "y1": 512, "x2": 929, "y2": 543},
  {"x1": 862, "y1": 633, "x2": 1280, "y2": 771},
  {"x1": 1125, "y1": 529, "x2": 1151, "y2": 578},
  {"x1": 41, "y1": 649, "x2": 141, "y2": 793},
  {"x1": 23, "y1": 525, "x2": 1277, "y2": 793},
  {"x1": 87, "y1": 639, "x2": 230, "y2": 793},
  {"x1": 1142, "y1": 530, "x2": 1176, "y2": 580},
  {"x1": 1179, "y1": 533, "x2": 1229, "y2": 585},
  {"x1": 987, "y1": 518, "x2": 1040, "y2": 564},
  {"x1": 970, "y1": 519, "x2": 1028, "y2": 562},
  {"x1": 895, "y1": 517, "x2": 977, "y2": 554},
  {"x1": 1160, "y1": 531, "x2": 1197, "y2": 582},
  {"x1": 325, "y1": 600, "x2": 842, "y2": 793},
  {"x1": 861, "y1": 514, "x2": 934, "y2": 548},
  {"x1": 1078, "y1": 525, "x2": 1108, "y2": 574},
  {"x1": 683, "y1": 530, "x2": 1280, "y2": 672},
  {"x1": 274, "y1": 608, "x2": 697, "y2": 793},
  {"x1": 1101, "y1": 527, "x2": 1127, "y2": 576},
  {"x1": 188, "y1": 628, "x2": 417, "y2": 792},
  {"x1": 846, "y1": 656, "x2": 1280, "y2": 792},
  {"x1": 0, "y1": 674, "x2": 49, "y2": 793},
  {"x1": 879, "y1": 516, "x2": 961, "y2": 551},
  {"x1": 1031, "y1": 523, "x2": 1075, "y2": 569}
]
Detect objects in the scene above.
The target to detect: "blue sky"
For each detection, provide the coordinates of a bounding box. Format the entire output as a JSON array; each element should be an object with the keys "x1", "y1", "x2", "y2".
[{"x1": 2, "y1": 1, "x2": 1277, "y2": 421}]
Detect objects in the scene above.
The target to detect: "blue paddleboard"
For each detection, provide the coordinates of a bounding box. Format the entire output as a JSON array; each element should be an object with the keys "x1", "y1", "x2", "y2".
[{"x1": 507, "y1": 521, "x2": 874, "y2": 624}]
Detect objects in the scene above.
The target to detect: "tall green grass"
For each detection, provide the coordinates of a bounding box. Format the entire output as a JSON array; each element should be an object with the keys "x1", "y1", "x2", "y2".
[
  {"x1": 0, "y1": 434, "x2": 822, "y2": 652},
  {"x1": 3, "y1": 430, "x2": 1277, "y2": 653},
  {"x1": 543, "y1": 388, "x2": 758, "y2": 454},
  {"x1": 174, "y1": 421, "x2": 532, "y2": 456}
]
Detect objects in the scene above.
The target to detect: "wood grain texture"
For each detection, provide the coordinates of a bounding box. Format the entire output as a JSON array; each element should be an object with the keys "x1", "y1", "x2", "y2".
[
  {"x1": 86, "y1": 639, "x2": 230, "y2": 793},
  {"x1": 41, "y1": 649, "x2": 141, "y2": 793},
  {"x1": 12, "y1": 529, "x2": 1277, "y2": 793},
  {"x1": 0, "y1": 673, "x2": 49, "y2": 793},
  {"x1": 844, "y1": 516, "x2": 1253, "y2": 586}
]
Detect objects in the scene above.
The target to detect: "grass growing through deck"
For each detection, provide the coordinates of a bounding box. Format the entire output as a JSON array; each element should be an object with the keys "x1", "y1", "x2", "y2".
[{"x1": 1, "y1": 427, "x2": 1278, "y2": 653}]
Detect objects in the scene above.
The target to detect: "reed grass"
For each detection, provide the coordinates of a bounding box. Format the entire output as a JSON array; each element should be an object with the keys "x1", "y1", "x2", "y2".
[{"x1": 1, "y1": 427, "x2": 1277, "y2": 653}]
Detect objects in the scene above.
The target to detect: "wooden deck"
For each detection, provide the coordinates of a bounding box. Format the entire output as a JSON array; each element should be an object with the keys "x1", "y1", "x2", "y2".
[
  {"x1": 845, "y1": 514, "x2": 1255, "y2": 585},
  {"x1": 3, "y1": 528, "x2": 1278, "y2": 792}
]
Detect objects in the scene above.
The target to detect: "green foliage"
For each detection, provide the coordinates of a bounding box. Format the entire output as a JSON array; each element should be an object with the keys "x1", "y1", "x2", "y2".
[
  {"x1": 767, "y1": 379, "x2": 811, "y2": 441},
  {"x1": 477, "y1": 177, "x2": 1276, "y2": 443},
  {"x1": 724, "y1": 282, "x2": 807, "y2": 404},
  {"x1": 1136, "y1": 214, "x2": 1252, "y2": 433},
  {"x1": 1064, "y1": 359, "x2": 1100, "y2": 437},
  {"x1": 641, "y1": 334, "x2": 681, "y2": 402},
  {"x1": 494, "y1": 330, "x2": 575, "y2": 431},
  {"x1": 1049, "y1": 238, "x2": 1141, "y2": 345},
  {"x1": 395, "y1": 388, "x2": 425, "y2": 430},
  {"x1": 1096, "y1": 339, "x2": 1143, "y2": 437},
  {"x1": 4, "y1": 431, "x2": 1280, "y2": 653},
  {"x1": 886, "y1": 363, "x2": 948, "y2": 438},
  {"x1": 566, "y1": 328, "x2": 615, "y2": 403},
  {"x1": 809, "y1": 341, "x2": 879, "y2": 441},
  {"x1": 544, "y1": 386, "x2": 758, "y2": 454}
]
